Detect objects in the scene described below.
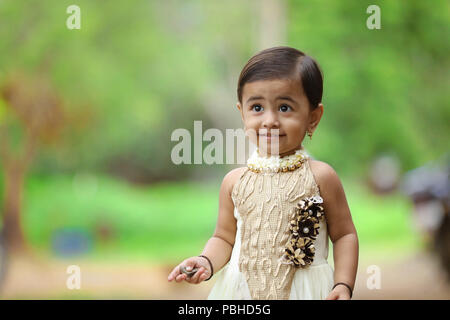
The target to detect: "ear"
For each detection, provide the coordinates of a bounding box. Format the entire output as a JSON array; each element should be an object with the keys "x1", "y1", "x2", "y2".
[
  {"x1": 237, "y1": 101, "x2": 244, "y2": 122},
  {"x1": 309, "y1": 103, "x2": 324, "y2": 132}
]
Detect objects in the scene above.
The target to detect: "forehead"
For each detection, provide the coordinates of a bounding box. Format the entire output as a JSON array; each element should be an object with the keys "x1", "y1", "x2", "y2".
[{"x1": 242, "y1": 78, "x2": 305, "y2": 102}]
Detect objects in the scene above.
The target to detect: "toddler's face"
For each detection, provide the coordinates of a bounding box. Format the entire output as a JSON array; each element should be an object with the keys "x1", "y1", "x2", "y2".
[{"x1": 238, "y1": 78, "x2": 322, "y2": 157}]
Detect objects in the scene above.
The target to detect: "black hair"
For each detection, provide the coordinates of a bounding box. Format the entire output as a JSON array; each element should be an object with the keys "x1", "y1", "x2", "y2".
[{"x1": 237, "y1": 46, "x2": 323, "y2": 109}]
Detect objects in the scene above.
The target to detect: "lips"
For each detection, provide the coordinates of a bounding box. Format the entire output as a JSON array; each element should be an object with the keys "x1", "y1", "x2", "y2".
[
  {"x1": 259, "y1": 134, "x2": 285, "y2": 137},
  {"x1": 258, "y1": 133, "x2": 286, "y2": 137}
]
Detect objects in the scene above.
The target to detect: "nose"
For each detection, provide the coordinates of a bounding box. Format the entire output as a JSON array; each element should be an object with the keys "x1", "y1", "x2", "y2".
[{"x1": 262, "y1": 110, "x2": 280, "y2": 129}]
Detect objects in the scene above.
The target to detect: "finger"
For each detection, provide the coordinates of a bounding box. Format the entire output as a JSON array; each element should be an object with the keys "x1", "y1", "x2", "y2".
[
  {"x1": 325, "y1": 292, "x2": 337, "y2": 300},
  {"x1": 182, "y1": 265, "x2": 201, "y2": 283},
  {"x1": 175, "y1": 273, "x2": 186, "y2": 282},
  {"x1": 190, "y1": 267, "x2": 205, "y2": 284},
  {"x1": 186, "y1": 269, "x2": 204, "y2": 284},
  {"x1": 168, "y1": 265, "x2": 181, "y2": 281},
  {"x1": 199, "y1": 272, "x2": 209, "y2": 282},
  {"x1": 184, "y1": 259, "x2": 197, "y2": 272}
]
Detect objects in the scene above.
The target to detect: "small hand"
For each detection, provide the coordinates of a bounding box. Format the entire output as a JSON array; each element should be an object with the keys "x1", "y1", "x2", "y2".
[
  {"x1": 167, "y1": 256, "x2": 212, "y2": 284},
  {"x1": 325, "y1": 284, "x2": 352, "y2": 300}
]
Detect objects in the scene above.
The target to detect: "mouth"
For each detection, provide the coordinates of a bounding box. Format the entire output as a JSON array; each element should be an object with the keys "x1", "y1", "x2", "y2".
[{"x1": 258, "y1": 133, "x2": 286, "y2": 138}]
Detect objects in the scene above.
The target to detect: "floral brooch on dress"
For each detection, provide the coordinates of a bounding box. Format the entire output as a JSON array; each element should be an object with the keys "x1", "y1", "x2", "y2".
[{"x1": 281, "y1": 195, "x2": 325, "y2": 268}]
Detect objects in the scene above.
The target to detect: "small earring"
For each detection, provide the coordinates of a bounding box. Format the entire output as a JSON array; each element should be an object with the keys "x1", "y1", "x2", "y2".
[{"x1": 307, "y1": 130, "x2": 313, "y2": 140}]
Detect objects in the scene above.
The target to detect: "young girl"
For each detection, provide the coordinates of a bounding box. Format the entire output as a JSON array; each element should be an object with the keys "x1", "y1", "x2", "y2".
[{"x1": 168, "y1": 46, "x2": 359, "y2": 300}]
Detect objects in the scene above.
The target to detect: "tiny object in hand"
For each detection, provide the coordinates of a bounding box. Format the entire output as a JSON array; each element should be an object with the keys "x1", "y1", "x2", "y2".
[{"x1": 180, "y1": 265, "x2": 198, "y2": 277}]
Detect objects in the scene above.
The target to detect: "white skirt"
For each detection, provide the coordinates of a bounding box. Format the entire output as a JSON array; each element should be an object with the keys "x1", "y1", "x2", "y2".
[
  {"x1": 207, "y1": 260, "x2": 334, "y2": 300},
  {"x1": 208, "y1": 207, "x2": 334, "y2": 300}
]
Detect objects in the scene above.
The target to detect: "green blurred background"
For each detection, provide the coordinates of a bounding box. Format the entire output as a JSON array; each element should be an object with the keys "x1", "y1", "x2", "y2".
[{"x1": 0, "y1": 0, "x2": 448, "y2": 299}]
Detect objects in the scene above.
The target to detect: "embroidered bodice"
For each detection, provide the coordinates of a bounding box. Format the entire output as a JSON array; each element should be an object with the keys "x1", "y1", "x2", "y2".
[{"x1": 230, "y1": 147, "x2": 329, "y2": 299}]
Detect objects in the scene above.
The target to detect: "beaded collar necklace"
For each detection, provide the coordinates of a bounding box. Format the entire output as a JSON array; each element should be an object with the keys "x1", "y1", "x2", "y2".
[{"x1": 247, "y1": 147, "x2": 310, "y2": 173}]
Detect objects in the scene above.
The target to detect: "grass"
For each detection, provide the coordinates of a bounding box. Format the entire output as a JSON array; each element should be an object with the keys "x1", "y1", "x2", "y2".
[{"x1": 20, "y1": 173, "x2": 419, "y2": 264}]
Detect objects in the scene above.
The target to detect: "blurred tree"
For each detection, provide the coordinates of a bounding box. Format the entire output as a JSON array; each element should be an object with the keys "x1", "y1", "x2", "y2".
[
  {"x1": 0, "y1": 72, "x2": 63, "y2": 252},
  {"x1": 287, "y1": 0, "x2": 449, "y2": 176},
  {"x1": 0, "y1": 0, "x2": 447, "y2": 184}
]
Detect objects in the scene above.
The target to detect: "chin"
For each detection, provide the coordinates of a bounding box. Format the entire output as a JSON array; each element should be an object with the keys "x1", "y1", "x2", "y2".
[{"x1": 257, "y1": 143, "x2": 283, "y2": 156}]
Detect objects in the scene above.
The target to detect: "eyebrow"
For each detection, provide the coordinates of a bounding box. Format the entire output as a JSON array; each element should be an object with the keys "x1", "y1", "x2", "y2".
[{"x1": 246, "y1": 95, "x2": 297, "y2": 104}]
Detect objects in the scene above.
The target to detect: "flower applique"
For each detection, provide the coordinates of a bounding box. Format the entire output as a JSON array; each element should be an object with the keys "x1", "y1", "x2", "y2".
[{"x1": 281, "y1": 195, "x2": 325, "y2": 268}]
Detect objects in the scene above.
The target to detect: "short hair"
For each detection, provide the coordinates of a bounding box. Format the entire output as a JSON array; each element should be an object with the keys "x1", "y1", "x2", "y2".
[{"x1": 237, "y1": 46, "x2": 323, "y2": 109}]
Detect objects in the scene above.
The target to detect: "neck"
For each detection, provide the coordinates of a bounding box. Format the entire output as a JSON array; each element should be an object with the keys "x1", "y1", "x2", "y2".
[
  {"x1": 248, "y1": 145, "x2": 309, "y2": 173},
  {"x1": 257, "y1": 145, "x2": 303, "y2": 158}
]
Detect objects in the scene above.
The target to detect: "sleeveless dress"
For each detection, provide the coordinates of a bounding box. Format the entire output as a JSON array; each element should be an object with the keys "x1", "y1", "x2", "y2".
[{"x1": 207, "y1": 148, "x2": 334, "y2": 300}]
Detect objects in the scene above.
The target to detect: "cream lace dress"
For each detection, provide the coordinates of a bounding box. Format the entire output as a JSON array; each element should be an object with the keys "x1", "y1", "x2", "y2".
[{"x1": 207, "y1": 148, "x2": 334, "y2": 300}]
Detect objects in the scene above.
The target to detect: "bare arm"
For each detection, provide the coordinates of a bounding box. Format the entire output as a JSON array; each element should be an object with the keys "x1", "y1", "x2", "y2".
[
  {"x1": 200, "y1": 167, "x2": 244, "y2": 273},
  {"x1": 168, "y1": 167, "x2": 245, "y2": 284},
  {"x1": 310, "y1": 160, "x2": 359, "y2": 299}
]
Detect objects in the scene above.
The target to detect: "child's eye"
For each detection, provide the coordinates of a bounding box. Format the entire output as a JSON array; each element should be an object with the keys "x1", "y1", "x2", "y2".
[
  {"x1": 251, "y1": 104, "x2": 263, "y2": 112},
  {"x1": 279, "y1": 104, "x2": 292, "y2": 112}
]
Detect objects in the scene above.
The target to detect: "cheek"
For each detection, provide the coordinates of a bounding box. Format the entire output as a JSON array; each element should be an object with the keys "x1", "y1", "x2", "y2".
[
  {"x1": 242, "y1": 114, "x2": 260, "y2": 128},
  {"x1": 282, "y1": 118, "x2": 305, "y2": 135}
]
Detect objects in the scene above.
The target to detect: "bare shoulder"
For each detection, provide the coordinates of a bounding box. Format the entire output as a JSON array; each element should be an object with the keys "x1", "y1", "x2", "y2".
[
  {"x1": 222, "y1": 167, "x2": 247, "y2": 194},
  {"x1": 308, "y1": 159, "x2": 343, "y2": 194},
  {"x1": 308, "y1": 160, "x2": 356, "y2": 241}
]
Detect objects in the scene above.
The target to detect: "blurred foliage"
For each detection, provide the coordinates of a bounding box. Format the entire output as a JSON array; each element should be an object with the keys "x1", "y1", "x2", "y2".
[
  {"x1": 22, "y1": 174, "x2": 418, "y2": 262},
  {"x1": 288, "y1": 0, "x2": 449, "y2": 176},
  {"x1": 0, "y1": 1, "x2": 448, "y2": 260},
  {"x1": 0, "y1": 0, "x2": 257, "y2": 182},
  {"x1": 0, "y1": 0, "x2": 448, "y2": 181}
]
